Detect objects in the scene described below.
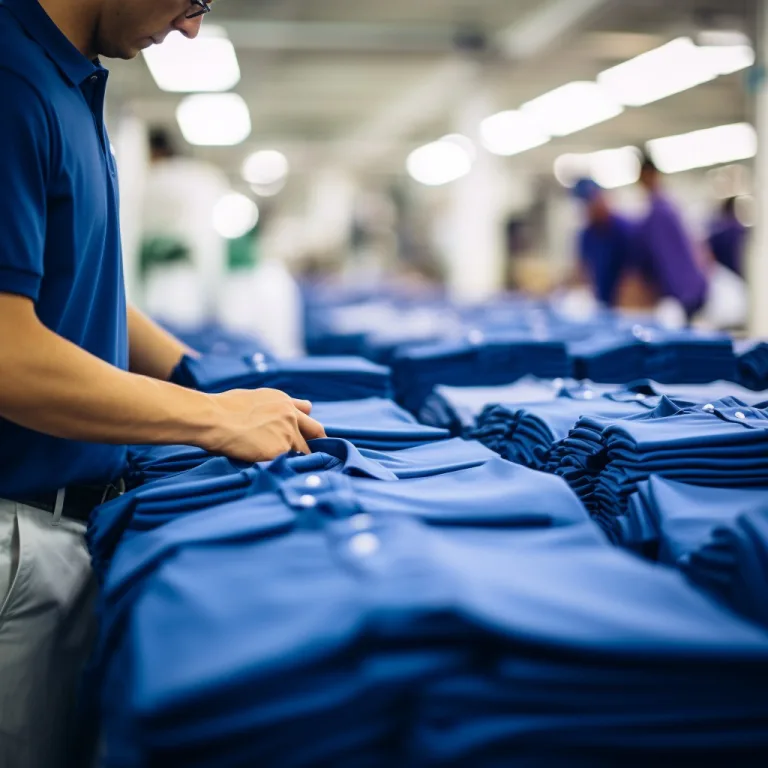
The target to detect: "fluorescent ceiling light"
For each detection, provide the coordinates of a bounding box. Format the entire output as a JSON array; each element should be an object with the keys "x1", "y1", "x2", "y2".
[
  {"x1": 406, "y1": 140, "x2": 473, "y2": 186},
  {"x1": 480, "y1": 111, "x2": 550, "y2": 157},
  {"x1": 177, "y1": 93, "x2": 251, "y2": 146},
  {"x1": 143, "y1": 26, "x2": 240, "y2": 93},
  {"x1": 554, "y1": 147, "x2": 641, "y2": 189},
  {"x1": 647, "y1": 123, "x2": 757, "y2": 174},
  {"x1": 213, "y1": 193, "x2": 259, "y2": 239},
  {"x1": 440, "y1": 134, "x2": 477, "y2": 162},
  {"x1": 242, "y1": 150, "x2": 290, "y2": 185},
  {"x1": 697, "y1": 30, "x2": 751, "y2": 48},
  {"x1": 698, "y1": 44, "x2": 755, "y2": 75},
  {"x1": 553, "y1": 154, "x2": 591, "y2": 188},
  {"x1": 589, "y1": 147, "x2": 642, "y2": 189},
  {"x1": 598, "y1": 37, "x2": 717, "y2": 107},
  {"x1": 522, "y1": 81, "x2": 623, "y2": 137}
]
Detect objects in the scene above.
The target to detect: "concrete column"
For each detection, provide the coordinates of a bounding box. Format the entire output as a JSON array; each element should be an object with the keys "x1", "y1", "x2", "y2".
[
  {"x1": 443, "y1": 90, "x2": 507, "y2": 304},
  {"x1": 750, "y1": 0, "x2": 768, "y2": 336}
]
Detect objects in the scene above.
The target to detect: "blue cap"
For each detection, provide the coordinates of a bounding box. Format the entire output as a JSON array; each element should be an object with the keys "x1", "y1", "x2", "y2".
[{"x1": 572, "y1": 178, "x2": 601, "y2": 203}]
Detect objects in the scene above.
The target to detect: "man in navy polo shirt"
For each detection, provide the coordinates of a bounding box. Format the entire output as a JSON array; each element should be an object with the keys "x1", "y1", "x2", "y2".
[{"x1": 0, "y1": 1, "x2": 325, "y2": 765}]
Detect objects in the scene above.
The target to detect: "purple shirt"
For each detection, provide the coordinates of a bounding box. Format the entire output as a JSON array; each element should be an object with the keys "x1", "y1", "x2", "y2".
[
  {"x1": 708, "y1": 215, "x2": 746, "y2": 277},
  {"x1": 637, "y1": 194, "x2": 708, "y2": 316}
]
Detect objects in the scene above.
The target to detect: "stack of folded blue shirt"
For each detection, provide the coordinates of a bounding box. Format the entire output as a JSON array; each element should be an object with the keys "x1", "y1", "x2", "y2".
[
  {"x1": 392, "y1": 334, "x2": 570, "y2": 415},
  {"x1": 96, "y1": 499, "x2": 768, "y2": 767},
  {"x1": 737, "y1": 341, "x2": 768, "y2": 391},
  {"x1": 644, "y1": 331, "x2": 736, "y2": 384},
  {"x1": 620, "y1": 476, "x2": 768, "y2": 564},
  {"x1": 163, "y1": 323, "x2": 274, "y2": 359},
  {"x1": 682, "y1": 506, "x2": 768, "y2": 630},
  {"x1": 582, "y1": 399, "x2": 768, "y2": 541},
  {"x1": 468, "y1": 391, "x2": 668, "y2": 469},
  {"x1": 126, "y1": 444, "x2": 213, "y2": 487},
  {"x1": 420, "y1": 378, "x2": 768, "y2": 436},
  {"x1": 310, "y1": 399, "x2": 450, "y2": 449},
  {"x1": 569, "y1": 332, "x2": 647, "y2": 382},
  {"x1": 418, "y1": 378, "x2": 578, "y2": 435},
  {"x1": 91, "y1": 438, "x2": 503, "y2": 579},
  {"x1": 569, "y1": 329, "x2": 736, "y2": 384},
  {"x1": 171, "y1": 354, "x2": 393, "y2": 401}
]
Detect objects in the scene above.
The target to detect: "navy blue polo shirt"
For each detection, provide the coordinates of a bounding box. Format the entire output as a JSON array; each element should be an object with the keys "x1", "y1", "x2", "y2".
[{"x1": 0, "y1": 0, "x2": 128, "y2": 498}]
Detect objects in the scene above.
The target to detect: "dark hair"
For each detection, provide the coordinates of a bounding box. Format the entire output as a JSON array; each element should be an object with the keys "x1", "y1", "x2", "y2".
[
  {"x1": 640, "y1": 153, "x2": 658, "y2": 175},
  {"x1": 149, "y1": 127, "x2": 176, "y2": 158},
  {"x1": 723, "y1": 196, "x2": 737, "y2": 216}
]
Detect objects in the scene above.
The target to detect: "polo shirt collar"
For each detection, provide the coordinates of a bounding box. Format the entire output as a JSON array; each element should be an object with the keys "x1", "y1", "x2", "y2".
[{"x1": 2, "y1": 0, "x2": 99, "y2": 86}]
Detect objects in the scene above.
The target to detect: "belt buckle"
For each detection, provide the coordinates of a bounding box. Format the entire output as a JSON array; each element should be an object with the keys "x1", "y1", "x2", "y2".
[{"x1": 100, "y1": 478, "x2": 126, "y2": 505}]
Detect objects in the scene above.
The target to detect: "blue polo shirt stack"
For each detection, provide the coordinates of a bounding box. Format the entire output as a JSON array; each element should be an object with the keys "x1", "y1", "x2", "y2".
[
  {"x1": 621, "y1": 477, "x2": 768, "y2": 564},
  {"x1": 468, "y1": 391, "x2": 671, "y2": 469},
  {"x1": 569, "y1": 329, "x2": 736, "y2": 384},
  {"x1": 737, "y1": 341, "x2": 768, "y2": 391},
  {"x1": 392, "y1": 334, "x2": 571, "y2": 415},
  {"x1": 91, "y1": 447, "x2": 768, "y2": 768},
  {"x1": 545, "y1": 399, "x2": 768, "y2": 541},
  {"x1": 171, "y1": 354, "x2": 393, "y2": 401}
]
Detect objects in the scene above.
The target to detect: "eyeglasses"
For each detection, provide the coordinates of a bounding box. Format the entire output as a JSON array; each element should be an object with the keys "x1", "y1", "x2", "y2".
[{"x1": 186, "y1": 1, "x2": 211, "y2": 19}]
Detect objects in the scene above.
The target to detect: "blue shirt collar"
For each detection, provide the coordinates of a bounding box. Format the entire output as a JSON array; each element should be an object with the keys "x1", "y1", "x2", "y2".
[{"x1": 2, "y1": 0, "x2": 100, "y2": 86}]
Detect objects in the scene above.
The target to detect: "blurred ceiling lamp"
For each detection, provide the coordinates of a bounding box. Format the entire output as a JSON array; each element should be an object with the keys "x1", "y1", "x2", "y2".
[
  {"x1": 440, "y1": 134, "x2": 477, "y2": 162},
  {"x1": 589, "y1": 147, "x2": 642, "y2": 189},
  {"x1": 480, "y1": 111, "x2": 550, "y2": 157},
  {"x1": 698, "y1": 44, "x2": 755, "y2": 75},
  {"x1": 406, "y1": 139, "x2": 473, "y2": 186},
  {"x1": 598, "y1": 37, "x2": 717, "y2": 107},
  {"x1": 554, "y1": 147, "x2": 640, "y2": 189},
  {"x1": 143, "y1": 26, "x2": 240, "y2": 93},
  {"x1": 647, "y1": 123, "x2": 757, "y2": 174},
  {"x1": 242, "y1": 150, "x2": 290, "y2": 186},
  {"x1": 553, "y1": 154, "x2": 591, "y2": 188},
  {"x1": 521, "y1": 81, "x2": 623, "y2": 137},
  {"x1": 177, "y1": 93, "x2": 251, "y2": 146},
  {"x1": 213, "y1": 193, "x2": 260, "y2": 239}
]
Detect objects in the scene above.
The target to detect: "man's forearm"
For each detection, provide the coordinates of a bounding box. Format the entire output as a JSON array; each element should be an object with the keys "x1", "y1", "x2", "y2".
[
  {"x1": 0, "y1": 300, "x2": 220, "y2": 448},
  {"x1": 127, "y1": 305, "x2": 198, "y2": 381}
]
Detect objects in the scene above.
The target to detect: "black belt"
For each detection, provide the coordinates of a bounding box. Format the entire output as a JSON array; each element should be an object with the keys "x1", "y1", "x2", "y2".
[{"x1": 18, "y1": 480, "x2": 125, "y2": 524}]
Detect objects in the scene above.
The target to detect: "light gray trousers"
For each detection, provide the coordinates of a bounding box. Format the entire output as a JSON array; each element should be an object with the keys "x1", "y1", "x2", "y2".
[{"x1": 0, "y1": 500, "x2": 96, "y2": 768}]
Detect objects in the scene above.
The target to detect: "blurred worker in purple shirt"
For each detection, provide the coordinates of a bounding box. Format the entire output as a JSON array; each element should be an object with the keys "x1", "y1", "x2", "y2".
[
  {"x1": 635, "y1": 156, "x2": 709, "y2": 319},
  {"x1": 572, "y1": 178, "x2": 636, "y2": 307},
  {"x1": 708, "y1": 197, "x2": 747, "y2": 277}
]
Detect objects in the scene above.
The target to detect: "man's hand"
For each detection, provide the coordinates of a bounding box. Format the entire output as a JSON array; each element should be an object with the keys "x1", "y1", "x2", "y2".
[{"x1": 203, "y1": 389, "x2": 326, "y2": 462}]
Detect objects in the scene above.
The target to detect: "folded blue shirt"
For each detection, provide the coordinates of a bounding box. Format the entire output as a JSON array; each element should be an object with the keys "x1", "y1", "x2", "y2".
[
  {"x1": 621, "y1": 477, "x2": 768, "y2": 565},
  {"x1": 101, "y1": 514, "x2": 768, "y2": 767},
  {"x1": 171, "y1": 354, "x2": 393, "y2": 401}
]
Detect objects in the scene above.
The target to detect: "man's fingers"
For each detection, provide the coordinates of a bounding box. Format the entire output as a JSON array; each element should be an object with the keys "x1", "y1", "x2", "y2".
[
  {"x1": 297, "y1": 411, "x2": 326, "y2": 441},
  {"x1": 292, "y1": 398, "x2": 313, "y2": 415},
  {"x1": 291, "y1": 433, "x2": 312, "y2": 456}
]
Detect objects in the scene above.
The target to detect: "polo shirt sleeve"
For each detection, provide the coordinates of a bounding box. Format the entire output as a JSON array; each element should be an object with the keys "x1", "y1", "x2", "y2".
[{"x1": 0, "y1": 69, "x2": 50, "y2": 301}]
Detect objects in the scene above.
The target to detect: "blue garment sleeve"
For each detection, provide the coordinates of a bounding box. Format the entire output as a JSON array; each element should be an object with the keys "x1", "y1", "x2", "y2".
[{"x1": 0, "y1": 69, "x2": 50, "y2": 300}]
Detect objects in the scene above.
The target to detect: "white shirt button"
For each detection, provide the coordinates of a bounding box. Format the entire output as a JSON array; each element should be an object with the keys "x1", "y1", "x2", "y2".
[
  {"x1": 583, "y1": 391, "x2": 594, "y2": 400},
  {"x1": 252, "y1": 353, "x2": 266, "y2": 364},
  {"x1": 298, "y1": 494, "x2": 317, "y2": 508},
  {"x1": 305, "y1": 475, "x2": 323, "y2": 489},
  {"x1": 349, "y1": 532, "x2": 380, "y2": 557},
  {"x1": 350, "y1": 513, "x2": 374, "y2": 531},
  {"x1": 635, "y1": 393, "x2": 647, "y2": 401},
  {"x1": 256, "y1": 362, "x2": 269, "y2": 373},
  {"x1": 703, "y1": 404, "x2": 715, "y2": 412},
  {"x1": 735, "y1": 411, "x2": 747, "y2": 420}
]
